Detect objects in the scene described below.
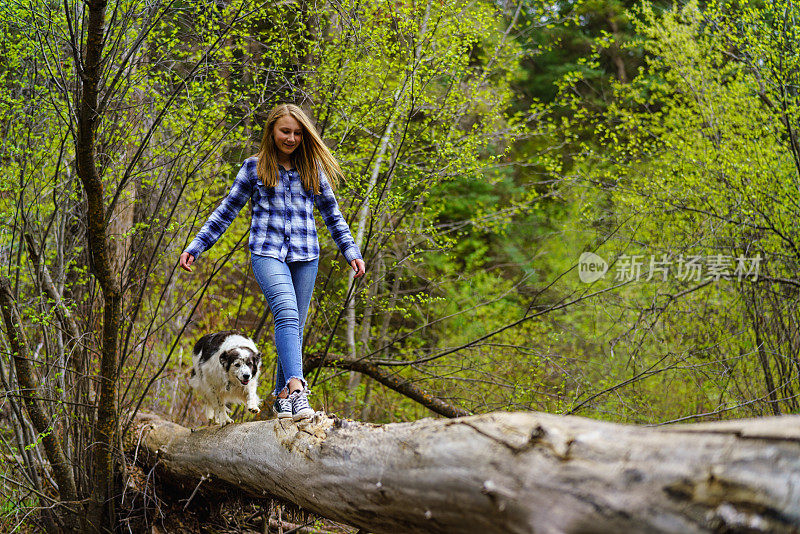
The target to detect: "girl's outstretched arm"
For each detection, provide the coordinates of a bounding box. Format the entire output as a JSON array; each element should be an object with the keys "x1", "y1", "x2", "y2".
[
  {"x1": 183, "y1": 162, "x2": 253, "y2": 262},
  {"x1": 314, "y1": 171, "x2": 362, "y2": 263}
]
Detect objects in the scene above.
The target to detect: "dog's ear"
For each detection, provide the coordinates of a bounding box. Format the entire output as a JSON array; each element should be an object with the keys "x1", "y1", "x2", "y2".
[
  {"x1": 219, "y1": 350, "x2": 233, "y2": 370},
  {"x1": 253, "y1": 351, "x2": 262, "y2": 367}
]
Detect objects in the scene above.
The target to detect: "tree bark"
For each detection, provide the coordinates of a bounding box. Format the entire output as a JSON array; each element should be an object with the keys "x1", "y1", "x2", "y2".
[{"x1": 131, "y1": 411, "x2": 800, "y2": 534}]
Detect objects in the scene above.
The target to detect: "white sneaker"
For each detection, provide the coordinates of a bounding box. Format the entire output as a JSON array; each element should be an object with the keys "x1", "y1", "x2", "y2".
[
  {"x1": 288, "y1": 389, "x2": 314, "y2": 421},
  {"x1": 273, "y1": 397, "x2": 292, "y2": 419}
]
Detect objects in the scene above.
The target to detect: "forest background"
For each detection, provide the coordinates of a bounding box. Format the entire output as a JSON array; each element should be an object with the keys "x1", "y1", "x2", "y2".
[{"x1": 1, "y1": 0, "x2": 799, "y2": 530}]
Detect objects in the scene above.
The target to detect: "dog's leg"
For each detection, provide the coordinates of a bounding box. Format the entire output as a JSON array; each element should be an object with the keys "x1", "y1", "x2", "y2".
[
  {"x1": 222, "y1": 402, "x2": 234, "y2": 425},
  {"x1": 246, "y1": 381, "x2": 261, "y2": 414},
  {"x1": 211, "y1": 397, "x2": 233, "y2": 426}
]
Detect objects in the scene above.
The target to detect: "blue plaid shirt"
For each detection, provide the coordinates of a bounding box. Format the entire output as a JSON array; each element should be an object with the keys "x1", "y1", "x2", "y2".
[{"x1": 184, "y1": 157, "x2": 362, "y2": 263}]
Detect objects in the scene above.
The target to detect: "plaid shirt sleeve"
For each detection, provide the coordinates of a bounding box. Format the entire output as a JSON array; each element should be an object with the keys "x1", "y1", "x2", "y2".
[
  {"x1": 184, "y1": 163, "x2": 253, "y2": 260},
  {"x1": 314, "y1": 171, "x2": 362, "y2": 262}
]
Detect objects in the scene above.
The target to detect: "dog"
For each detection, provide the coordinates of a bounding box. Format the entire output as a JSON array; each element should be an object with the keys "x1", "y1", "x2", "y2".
[{"x1": 189, "y1": 330, "x2": 262, "y2": 425}]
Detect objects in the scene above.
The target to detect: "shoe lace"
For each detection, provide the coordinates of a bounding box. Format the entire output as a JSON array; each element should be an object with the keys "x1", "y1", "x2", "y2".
[{"x1": 290, "y1": 389, "x2": 312, "y2": 409}]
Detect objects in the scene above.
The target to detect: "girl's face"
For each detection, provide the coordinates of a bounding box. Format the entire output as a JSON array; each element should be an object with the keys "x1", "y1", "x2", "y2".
[{"x1": 273, "y1": 115, "x2": 303, "y2": 160}]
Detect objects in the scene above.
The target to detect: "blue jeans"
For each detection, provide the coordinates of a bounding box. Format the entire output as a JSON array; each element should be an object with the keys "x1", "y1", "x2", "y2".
[{"x1": 251, "y1": 255, "x2": 318, "y2": 396}]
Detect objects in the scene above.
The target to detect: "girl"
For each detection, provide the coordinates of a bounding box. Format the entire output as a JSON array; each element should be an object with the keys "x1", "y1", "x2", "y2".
[{"x1": 180, "y1": 103, "x2": 366, "y2": 421}]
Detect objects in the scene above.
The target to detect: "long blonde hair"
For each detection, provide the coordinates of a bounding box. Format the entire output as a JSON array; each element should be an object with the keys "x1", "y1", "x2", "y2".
[{"x1": 256, "y1": 104, "x2": 343, "y2": 194}]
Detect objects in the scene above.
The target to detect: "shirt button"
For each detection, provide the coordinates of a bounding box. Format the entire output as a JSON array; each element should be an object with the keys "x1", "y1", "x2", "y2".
[{"x1": 284, "y1": 235, "x2": 290, "y2": 242}]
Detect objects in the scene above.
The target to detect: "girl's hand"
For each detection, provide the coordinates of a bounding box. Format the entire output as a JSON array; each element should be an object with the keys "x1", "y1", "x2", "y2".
[
  {"x1": 180, "y1": 252, "x2": 195, "y2": 272},
  {"x1": 350, "y1": 258, "x2": 366, "y2": 278}
]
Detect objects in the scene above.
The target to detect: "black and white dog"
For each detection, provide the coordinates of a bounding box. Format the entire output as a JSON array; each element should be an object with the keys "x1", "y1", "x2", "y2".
[{"x1": 189, "y1": 331, "x2": 262, "y2": 425}]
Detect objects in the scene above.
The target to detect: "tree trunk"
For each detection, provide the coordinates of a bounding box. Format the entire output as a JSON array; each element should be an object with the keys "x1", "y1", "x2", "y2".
[
  {"x1": 75, "y1": 0, "x2": 122, "y2": 530},
  {"x1": 130, "y1": 411, "x2": 800, "y2": 534}
]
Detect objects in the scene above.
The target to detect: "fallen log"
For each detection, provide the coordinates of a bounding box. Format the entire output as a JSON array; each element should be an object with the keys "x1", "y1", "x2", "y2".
[{"x1": 129, "y1": 411, "x2": 800, "y2": 534}]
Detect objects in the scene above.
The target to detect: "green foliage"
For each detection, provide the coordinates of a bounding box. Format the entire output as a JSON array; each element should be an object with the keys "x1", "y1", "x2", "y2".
[{"x1": 546, "y1": 0, "x2": 800, "y2": 421}]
